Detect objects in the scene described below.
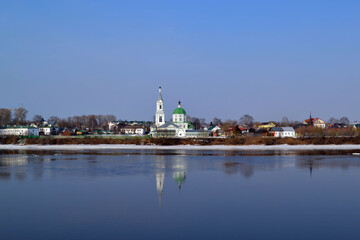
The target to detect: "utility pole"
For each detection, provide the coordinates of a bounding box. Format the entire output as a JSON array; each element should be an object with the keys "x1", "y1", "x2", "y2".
[{"x1": 9, "y1": 104, "x2": 24, "y2": 125}]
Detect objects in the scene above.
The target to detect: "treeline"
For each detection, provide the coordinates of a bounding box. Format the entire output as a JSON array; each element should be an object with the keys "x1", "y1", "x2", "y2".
[
  {"x1": 296, "y1": 126, "x2": 358, "y2": 137},
  {"x1": 0, "y1": 108, "x2": 28, "y2": 126},
  {"x1": 34, "y1": 114, "x2": 116, "y2": 130},
  {"x1": 0, "y1": 107, "x2": 116, "y2": 130}
]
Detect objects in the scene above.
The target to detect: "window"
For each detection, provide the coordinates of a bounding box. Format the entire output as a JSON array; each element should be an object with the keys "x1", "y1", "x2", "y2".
[
  {"x1": 159, "y1": 105, "x2": 162, "y2": 109},
  {"x1": 159, "y1": 116, "x2": 163, "y2": 122}
]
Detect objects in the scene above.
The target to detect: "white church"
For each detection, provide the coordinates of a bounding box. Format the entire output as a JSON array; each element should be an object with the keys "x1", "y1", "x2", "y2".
[{"x1": 150, "y1": 87, "x2": 208, "y2": 138}]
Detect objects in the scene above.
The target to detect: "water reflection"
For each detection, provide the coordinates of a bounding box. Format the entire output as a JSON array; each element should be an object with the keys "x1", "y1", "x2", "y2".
[
  {"x1": 155, "y1": 155, "x2": 165, "y2": 206},
  {"x1": 294, "y1": 155, "x2": 360, "y2": 177},
  {"x1": 155, "y1": 155, "x2": 187, "y2": 206},
  {"x1": 2, "y1": 149, "x2": 360, "y2": 240},
  {"x1": 1, "y1": 149, "x2": 360, "y2": 183}
]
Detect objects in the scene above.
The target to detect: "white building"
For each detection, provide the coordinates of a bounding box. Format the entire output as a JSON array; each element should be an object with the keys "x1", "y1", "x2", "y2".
[
  {"x1": 150, "y1": 87, "x2": 208, "y2": 138},
  {"x1": 0, "y1": 126, "x2": 39, "y2": 136},
  {"x1": 269, "y1": 127, "x2": 296, "y2": 138},
  {"x1": 38, "y1": 127, "x2": 53, "y2": 135},
  {"x1": 38, "y1": 121, "x2": 59, "y2": 135},
  {"x1": 155, "y1": 87, "x2": 165, "y2": 127},
  {"x1": 303, "y1": 114, "x2": 326, "y2": 128},
  {"x1": 119, "y1": 126, "x2": 145, "y2": 135}
]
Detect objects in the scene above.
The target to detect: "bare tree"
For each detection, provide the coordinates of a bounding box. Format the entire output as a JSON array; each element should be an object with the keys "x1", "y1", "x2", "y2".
[
  {"x1": 48, "y1": 116, "x2": 60, "y2": 123},
  {"x1": 12, "y1": 107, "x2": 28, "y2": 125},
  {"x1": 239, "y1": 114, "x2": 254, "y2": 127},
  {"x1": 191, "y1": 117, "x2": 201, "y2": 130},
  {"x1": 212, "y1": 117, "x2": 222, "y2": 126},
  {"x1": 88, "y1": 115, "x2": 98, "y2": 130},
  {"x1": 0, "y1": 109, "x2": 11, "y2": 126},
  {"x1": 328, "y1": 117, "x2": 338, "y2": 124},
  {"x1": 105, "y1": 115, "x2": 116, "y2": 123},
  {"x1": 339, "y1": 117, "x2": 350, "y2": 126},
  {"x1": 222, "y1": 119, "x2": 239, "y2": 136},
  {"x1": 281, "y1": 117, "x2": 289, "y2": 127},
  {"x1": 32, "y1": 115, "x2": 44, "y2": 126}
]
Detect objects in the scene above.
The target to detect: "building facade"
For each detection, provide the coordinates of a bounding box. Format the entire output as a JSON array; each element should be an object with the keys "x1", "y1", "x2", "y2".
[
  {"x1": 150, "y1": 87, "x2": 208, "y2": 138},
  {"x1": 155, "y1": 87, "x2": 165, "y2": 127},
  {"x1": 0, "y1": 126, "x2": 39, "y2": 136},
  {"x1": 269, "y1": 127, "x2": 296, "y2": 138}
]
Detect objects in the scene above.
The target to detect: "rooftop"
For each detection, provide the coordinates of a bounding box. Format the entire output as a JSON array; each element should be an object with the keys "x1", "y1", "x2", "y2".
[{"x1": 173, "y1": 107, "x2": 186, "y2": 115}]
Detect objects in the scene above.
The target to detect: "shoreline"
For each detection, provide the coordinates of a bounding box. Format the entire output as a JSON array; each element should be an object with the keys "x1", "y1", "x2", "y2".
[{"x1": 1, "y1": 144, "x2": 360, "y2": 151}]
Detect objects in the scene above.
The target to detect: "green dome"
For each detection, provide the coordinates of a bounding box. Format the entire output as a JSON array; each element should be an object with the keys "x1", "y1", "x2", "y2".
[{"x1": 173, "y1": 107, "x2": 186, "y2": 115}]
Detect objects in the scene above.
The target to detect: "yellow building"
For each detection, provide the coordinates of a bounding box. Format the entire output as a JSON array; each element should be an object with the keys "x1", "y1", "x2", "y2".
[{"x1": 257, "y1": 122, "x2": 276, "y2": 130}]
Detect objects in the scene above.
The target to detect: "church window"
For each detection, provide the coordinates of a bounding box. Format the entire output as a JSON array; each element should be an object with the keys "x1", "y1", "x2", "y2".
[
  {"x1": 159, "y1": 105, "x2": 162, "y2": 110},
  {"x1": 159, "y1": 116, "x2": 162, "y2": 122}
]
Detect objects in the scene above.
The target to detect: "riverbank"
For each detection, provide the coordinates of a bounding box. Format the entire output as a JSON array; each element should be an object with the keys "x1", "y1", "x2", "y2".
[
  {"x1": 1, "y1": 144, "x2": 360, "y2": 151},
  {"x1": 2, "y1": 135, "x2": 360, "y2": 146}
]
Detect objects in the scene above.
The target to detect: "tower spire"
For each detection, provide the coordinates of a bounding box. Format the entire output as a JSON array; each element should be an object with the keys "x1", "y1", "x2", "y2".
[
  {"x1": 155, "y1": 87, "x2": 165, "y2": 127},
  {"x1": 158, "y1": 86, "x2": 163, "y2": 101},
  {"x1": 309, "y1": 112, "x2": 313, "y2": 125},
  {"x1": 178, "y1": 97, "x2": 181, "y2": 108}
]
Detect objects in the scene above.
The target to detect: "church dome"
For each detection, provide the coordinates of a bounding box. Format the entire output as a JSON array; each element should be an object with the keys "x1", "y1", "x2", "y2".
[{"x1": 173, "y1": 107, "x2": 186, "y2": 115}]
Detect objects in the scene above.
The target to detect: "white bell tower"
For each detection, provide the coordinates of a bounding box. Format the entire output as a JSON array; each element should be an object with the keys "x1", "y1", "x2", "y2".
[{"x1": 155, "y1": 86, "x2": 165, "y2": 127}]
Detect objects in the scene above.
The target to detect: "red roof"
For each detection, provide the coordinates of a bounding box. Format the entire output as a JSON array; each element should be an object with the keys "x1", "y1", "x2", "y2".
[{"x1": 304, "y1": 118, "x2": 320, "y2": 123}]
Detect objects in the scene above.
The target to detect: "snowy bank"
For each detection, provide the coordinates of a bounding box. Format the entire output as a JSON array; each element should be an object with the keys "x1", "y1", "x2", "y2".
[{"x1": 1, "y1": 144, "x2": 360, "y2": 151}]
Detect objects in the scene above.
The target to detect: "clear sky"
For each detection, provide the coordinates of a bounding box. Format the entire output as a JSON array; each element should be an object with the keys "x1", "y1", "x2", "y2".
[{"x1": 1, "y1": 0, "x2": 359, "y2": 123}]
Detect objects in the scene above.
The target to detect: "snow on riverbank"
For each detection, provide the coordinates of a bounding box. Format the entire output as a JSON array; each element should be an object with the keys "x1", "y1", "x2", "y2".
[{"x1": 1, "y1": 144, "x2": 360, "y2": 151}]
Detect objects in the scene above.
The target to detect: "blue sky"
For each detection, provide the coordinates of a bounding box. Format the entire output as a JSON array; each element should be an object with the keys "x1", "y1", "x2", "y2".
[{"x1": 1, "y1": 0, "x2": 359, "y2": 122}]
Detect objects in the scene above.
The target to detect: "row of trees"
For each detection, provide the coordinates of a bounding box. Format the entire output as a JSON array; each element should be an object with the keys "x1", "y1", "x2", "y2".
[
  {"x1": 328, "y1": 117, "x2": 350, "y2": 125},
  {"x1": 188, "y1": 114, "x2": 256, "y2": 130},
  {"x1": 0, "y1": 107, "x2": 116, "y2": 130},
  {"x1": 38, "y1": 114, "x2": 117, "y2": 130},
  {"x1": 0, "y1": 108, "x2": 28, "y2": 126},
  {"x1": 190, "y1": 115, "x2": 352, "y2": 131},
  {"x1": 0, "y1": 106, "x2": 353, "y2": 131}
]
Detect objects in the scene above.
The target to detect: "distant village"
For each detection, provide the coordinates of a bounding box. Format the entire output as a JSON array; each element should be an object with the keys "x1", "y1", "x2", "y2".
[{"x1": 1, "y1": 87, "x2": 360, "y2": 139}]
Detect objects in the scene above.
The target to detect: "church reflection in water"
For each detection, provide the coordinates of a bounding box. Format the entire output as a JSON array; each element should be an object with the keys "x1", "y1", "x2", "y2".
[{"x1": 155, "y1": 155, "x2": 187, "y2": 206}]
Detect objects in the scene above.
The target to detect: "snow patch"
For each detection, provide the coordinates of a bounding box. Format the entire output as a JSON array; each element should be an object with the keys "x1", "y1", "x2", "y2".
[{"x1": 1, "y1": 144, "x2": 360, "y2": 151}]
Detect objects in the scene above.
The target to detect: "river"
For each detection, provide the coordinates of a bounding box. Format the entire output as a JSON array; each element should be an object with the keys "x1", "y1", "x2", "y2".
[{"x1": 1, "y1": 148, "x2": 360, "y2": 240}]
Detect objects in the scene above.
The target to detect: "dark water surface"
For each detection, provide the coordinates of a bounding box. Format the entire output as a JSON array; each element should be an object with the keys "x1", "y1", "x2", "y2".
[{"x1": 1, "y1": 149, "x2": 360, "y2": 240}]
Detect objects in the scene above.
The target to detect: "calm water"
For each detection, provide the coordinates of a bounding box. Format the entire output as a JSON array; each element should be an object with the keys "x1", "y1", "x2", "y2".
[{"x1": 1, "y1": 149, "x2": 360, "y2": 240}]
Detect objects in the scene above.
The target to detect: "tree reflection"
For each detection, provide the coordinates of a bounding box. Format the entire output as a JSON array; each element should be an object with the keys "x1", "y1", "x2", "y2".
[{"x1": 223, "y1": 162, "x2": 254, "y2": 178}]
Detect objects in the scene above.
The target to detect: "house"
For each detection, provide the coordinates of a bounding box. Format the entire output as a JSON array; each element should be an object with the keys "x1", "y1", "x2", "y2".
[
  {"x1": 329, "y1": 123, "x2": 347, "y2": 128},
  {"x1": 119, "y1": 125, "x2": 145, "y2": 135},
  {"x1": 303, "y1": 114, "x2": 326, "y2": 128},
  {"x1": 207, "y1": 125, "x2": 223, "y2": 137},
  {"x1": 353, "y1": 124, "x2": 360, "y2": 130},
  {"x1": 108, "y1": 121, "x2": 123, "y2": 131},
  {"x1": 185, "y1": 130, "x2": 210, "y2": 138},
  {"x1": 75, "y1": 130, "x2": 88, "y2": 135},
  {"x1": 38, "y1": 121, "x2": 59, "y2": 135},
  {"x1": 237, "y1": 125, "x2": 248, "y2": 132},
  {"x1": 257, "y1": 122, "x2": 276, "y2": 130},
  {"x1": 0, "y1": 126, "x2": 39, "y2": 136},
  {"x1": 268, "y1": 127, "x2": 296, "y2": 138},
  {"x1": 61, "y1": 128, "x2": 74, "y2": 136}
]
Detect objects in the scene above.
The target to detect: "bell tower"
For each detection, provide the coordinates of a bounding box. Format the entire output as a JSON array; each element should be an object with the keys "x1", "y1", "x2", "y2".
[{"x1": 155, "y1": 86, "x2": 165, "y2": 127}]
